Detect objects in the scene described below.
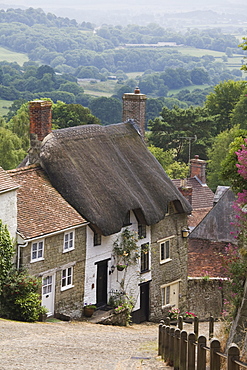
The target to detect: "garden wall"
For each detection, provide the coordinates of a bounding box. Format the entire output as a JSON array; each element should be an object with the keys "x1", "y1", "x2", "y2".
[{"x1": 187, "y1": 278, "x2": 227, "y2": 319}]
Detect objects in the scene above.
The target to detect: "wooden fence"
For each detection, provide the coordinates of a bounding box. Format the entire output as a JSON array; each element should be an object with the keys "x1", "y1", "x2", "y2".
[{"x1": 158, "y1": 316, "x2": 247, "y2": 370}]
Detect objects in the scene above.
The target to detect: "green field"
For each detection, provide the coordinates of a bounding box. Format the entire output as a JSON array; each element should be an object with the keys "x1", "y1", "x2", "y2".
[
  {"x1": 78, "y1": 79, "x2": 119, "y2": 97},
  {"x1": 0, "y1": 46, "x2": 28, "y2": 65},
  {"x1": 168, "y1": 84, "x2": 212, "y2": 96},
  {"x1": 0, "y1": 99, "x2": 12, "y2": 117}
]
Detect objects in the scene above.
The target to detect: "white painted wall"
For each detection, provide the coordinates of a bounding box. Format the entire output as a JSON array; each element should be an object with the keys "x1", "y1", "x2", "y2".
[
  {"x1": 84, "y1": 211, "x2": 151, "y2": 312},
  {"x1": 0, "y1": 189, "x2": 17, "y2": 239}
]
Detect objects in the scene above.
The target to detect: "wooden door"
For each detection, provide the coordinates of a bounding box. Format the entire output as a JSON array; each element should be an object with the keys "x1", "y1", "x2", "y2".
[
  {"x1": 96, "y1": 260, "x2": 108, "y2": 307},
  {"x1": 132, "y1": 281, "x2": 150, "y2": 324}
]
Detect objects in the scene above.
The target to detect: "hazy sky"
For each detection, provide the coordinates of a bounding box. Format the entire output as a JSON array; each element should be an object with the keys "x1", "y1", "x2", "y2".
[
  {"x1": 1, "y1": 0, "x2": 246, "y2": 11},
  {"x1": 0, "y1": 0, "x2": 246, "y2": 25}
]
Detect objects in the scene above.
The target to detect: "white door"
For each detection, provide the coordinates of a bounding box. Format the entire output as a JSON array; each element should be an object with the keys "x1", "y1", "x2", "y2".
[
  {"x1": 42, "y1": 274, "x2": 55, "y2": 316},
  {"x1": 170, "y1": 282, "x2": 179, "y2": 308}
]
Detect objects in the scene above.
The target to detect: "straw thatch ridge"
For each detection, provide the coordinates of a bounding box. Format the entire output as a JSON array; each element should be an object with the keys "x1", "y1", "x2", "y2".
[{"x1": 40, "y1": 121, "x2": 191, "y2": 236}]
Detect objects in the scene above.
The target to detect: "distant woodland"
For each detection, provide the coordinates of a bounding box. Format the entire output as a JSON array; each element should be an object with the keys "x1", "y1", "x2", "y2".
[{"x1": 1, "y1": 7, "x2": 247, "y2": 185}]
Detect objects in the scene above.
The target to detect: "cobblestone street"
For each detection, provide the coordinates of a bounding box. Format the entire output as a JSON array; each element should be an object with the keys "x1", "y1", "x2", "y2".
[{"x1": 0, "y1": 319, "x2": 169, "y2": 370}]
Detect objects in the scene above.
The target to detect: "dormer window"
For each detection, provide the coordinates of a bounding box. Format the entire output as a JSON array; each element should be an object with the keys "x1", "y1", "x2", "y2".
[
  {"x1": 94, "y1": 232, "x2": 102, "y2": 246},
  {"x1": 138, "y1": 223, "x2": 146, "y2": 239},
  {"x1": 123, "y1": 211, "x2": 131, "y2": 226}
]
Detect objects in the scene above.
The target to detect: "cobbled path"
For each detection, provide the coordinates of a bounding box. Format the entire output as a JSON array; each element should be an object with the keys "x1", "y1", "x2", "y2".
[
  {"x1": 0, "y1": 319, "x2": 169, "y2": 370},
  {"x1": 0, "y1": 319, "x2": 222, "y2": 370}
]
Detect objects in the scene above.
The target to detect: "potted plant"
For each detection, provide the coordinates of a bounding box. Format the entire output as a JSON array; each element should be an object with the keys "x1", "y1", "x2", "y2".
[
  {"x1": 183, "y1": 311, "x2": 196, "y2": 323},
  {"x1": 83, "y1": 304, "x2": 96, "y2": 317},
  {"x1": 117, "y1": 264, "x2": 127, "y2": 271}
]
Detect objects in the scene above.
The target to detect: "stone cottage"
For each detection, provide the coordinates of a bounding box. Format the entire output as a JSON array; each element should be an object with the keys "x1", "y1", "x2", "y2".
[{"x1": 12, "y1": 96, "x2": 192, "y2": 322}]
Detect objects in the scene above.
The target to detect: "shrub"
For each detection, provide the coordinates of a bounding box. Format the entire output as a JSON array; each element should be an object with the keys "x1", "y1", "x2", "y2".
[{"x1": 0, "y1": 270, "x2": 44, "y2": 322}]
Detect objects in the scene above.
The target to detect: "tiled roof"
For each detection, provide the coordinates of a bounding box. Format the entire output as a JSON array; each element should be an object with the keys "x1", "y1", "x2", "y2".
[
  {"x1": 172, "y1": 177, "x2": 215, "y2": 228},
  {"x1": 172, "y1": 178, "x2": 214, "y2": 209},
  {"x1": 8, "y1": 165, "x2": 86, "y2": 239},
  {"x1": 0, "y1": 166, "x2": 18, "y2": 193}
]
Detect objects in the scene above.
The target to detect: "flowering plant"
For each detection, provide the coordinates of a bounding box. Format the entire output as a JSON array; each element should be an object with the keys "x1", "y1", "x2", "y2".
[
  {"x1": 168, "y1": 308, "x2": 180, "y2": 320},
  {"x1": 183, "y1": 311, "x2": 196, "y2": 319}
]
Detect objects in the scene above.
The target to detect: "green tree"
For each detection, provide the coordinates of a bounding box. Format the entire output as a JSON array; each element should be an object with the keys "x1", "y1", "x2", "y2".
[
  {"x1": 148, "y1": 105, "x2": 214, "y2": 162},
  {"x1": 239, "y1": 37, "x2": 247, "y2": 71},
  {"x1": 0, "y1": 127, "x2": 26, "y2": 169},
  {"x1": 0, "y1": 219, "x2": 14, "y2": 292},
  {"x1": 89, "y1": 97, "x2": 122, "y2": 125},
  {"x1": 207, "y1": 125, "x2": 247, "y2": 191},
  {"x1": 205, "y1": 80, "x2": 247, "y2": 134},
  {"x1": 230, "y1": 89, "x2": 247, "y2": 129},
  {"x1": 221, "y1": 135, "x2": 247, "y2": 193},
  {"x1": 148, "y1": 144, "x2": 188, "y2": 179},
  {"x1": 52, "y1": 101, "x2": 100, "y2": 129}
]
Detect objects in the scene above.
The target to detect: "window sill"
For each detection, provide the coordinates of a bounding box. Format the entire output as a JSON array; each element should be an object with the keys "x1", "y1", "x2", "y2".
[
  {"x1": 160, "y1": 258, "x2": 172, "y2": 265},
  {"x1": 140, "y1": 269, "x2": 150, "y2": 274},
  {"x1": 30, "y1": 257, "x2": 44, "y2": 263},
  {"x1": 61, "y1": 284, "x2": 74, "y2": 292},
  {"x1": 63, "y1": 247, "x2": 75, "y2": 254}
]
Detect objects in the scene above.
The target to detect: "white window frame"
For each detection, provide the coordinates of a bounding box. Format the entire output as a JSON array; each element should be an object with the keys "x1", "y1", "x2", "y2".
[
  {"x1": 159, "y1": 236, "x2": 174, "y2": 264},
  {"x1": 31, "y1": 239, "x2": 44, "y2": 262},
  {"x1": 63, "y1": 230, "x2": 75, "y2": 253},
  {"x1": 61, "y1": 266, "x2": 74, "y2": 291}
]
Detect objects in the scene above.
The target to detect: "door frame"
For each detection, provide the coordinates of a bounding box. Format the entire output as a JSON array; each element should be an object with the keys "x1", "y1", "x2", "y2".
[
  {"x1": 42, "y1": 272, "x2": 55, "y2": 316},
  {"x1": 95, "y1": 259, "x2": 110, "y2": 307}
]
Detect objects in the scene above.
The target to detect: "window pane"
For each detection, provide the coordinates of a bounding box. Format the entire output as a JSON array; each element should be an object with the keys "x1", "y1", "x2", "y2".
[
  {"x1": 161, "y1": 243, "x2": 164, "y2": 260},
  {"x1": 166, "y1": 286, "x2": 170, "y2": 305},
  {"x1": 165, "y1": 241, "x2": 170, "y2": 259}
]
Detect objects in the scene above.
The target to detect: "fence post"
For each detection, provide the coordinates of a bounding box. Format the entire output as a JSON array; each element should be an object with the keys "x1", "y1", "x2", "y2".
[
  {"x1": 161, "y1": 325, "x2": 166, "y2": 360},
  {"x1": 197, "y1": 335, "x2": 207, "y2": 370},
  {"x1": 194, "y1": 316, "x2": 199, "y2": 340},
  {"x1": 164, "y1": 326, "x2": 170, "y2": 363},
  {"x1": 188, "y1": 332, "x2": 196, "y2": 370},
  {"x1": 168, "y1": 326, "x2": 175, "y2": 366},
  {"x1": 178, "y1": 315, "x2": 183, "y2": 330},
  {"x1": 158, "y1": 321, "x2": 164, "y2": 356},
  {"x1": 180, "y1": 330, "x2": 188, "y2": 370},
  {"x1": 210, "y1": 338, "x2": 221, "y2": 370},
  {"x1": 174, "y1": 328, "x2": 180, "y2": 370},
  {"x1": 209, "y1": 316, "x2": 214, "y2": 339},
  {"x1": 227, "y1": 344, "x2": 240, "y2": 370}
]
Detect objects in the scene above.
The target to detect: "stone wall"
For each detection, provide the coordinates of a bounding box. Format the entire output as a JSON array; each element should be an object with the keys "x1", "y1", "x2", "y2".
[
  {"x1": 187, "y1": 278, "x2": 226, "y2": 319},
  {"x1": 21, "y1": 225, "x2": 86, "y2": 319},
  {"x1": 149, "y1": 203, "x2": 188, "y2": 322}
]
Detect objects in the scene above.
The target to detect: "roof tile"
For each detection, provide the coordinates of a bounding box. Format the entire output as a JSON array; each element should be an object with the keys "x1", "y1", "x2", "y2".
[{"x1": 8, "y1": 165, "x2": 86, "y2": 239}]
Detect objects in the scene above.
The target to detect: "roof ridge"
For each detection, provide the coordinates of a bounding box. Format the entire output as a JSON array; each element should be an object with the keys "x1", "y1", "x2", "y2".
[{"x1": 7, "y1": 164, "x2": 40, "y2": 176}]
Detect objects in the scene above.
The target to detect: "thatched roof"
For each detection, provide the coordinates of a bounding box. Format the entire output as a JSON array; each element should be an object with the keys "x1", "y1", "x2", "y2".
[{"x1": 40, "y1": 122, "x2": 191, "y2": 236}]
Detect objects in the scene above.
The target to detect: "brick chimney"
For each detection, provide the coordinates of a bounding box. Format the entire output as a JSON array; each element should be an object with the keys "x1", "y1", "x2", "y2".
[
  {"x1": 28, "y1": 100, "x2": 52, "y2": 164},
  {"x1": 190, "y1": 155, "x2": 206, "y2": 184},
  {"x1": 122, "y1": 87, "x2": 147, "y2": 137},
  {"x1": 178, "y1": 179, "x2": 193, "y2": 204}
]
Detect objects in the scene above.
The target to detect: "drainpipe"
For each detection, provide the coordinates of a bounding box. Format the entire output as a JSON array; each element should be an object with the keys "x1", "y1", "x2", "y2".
[{"x1": 16, "y1": 232, "x2": 28, "y2": 270}]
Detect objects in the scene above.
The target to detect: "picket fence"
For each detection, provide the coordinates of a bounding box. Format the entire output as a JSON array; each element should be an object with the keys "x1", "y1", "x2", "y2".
[{"x1": 158, "y1": 316, "x2": 247, "y2": 370}]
